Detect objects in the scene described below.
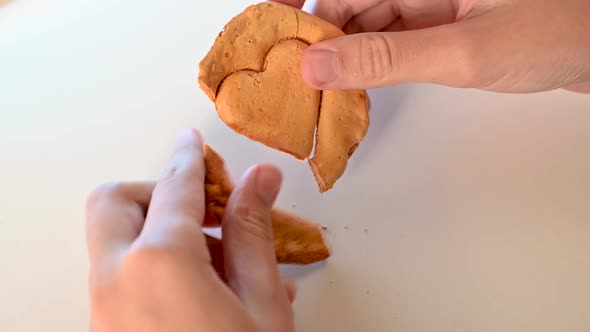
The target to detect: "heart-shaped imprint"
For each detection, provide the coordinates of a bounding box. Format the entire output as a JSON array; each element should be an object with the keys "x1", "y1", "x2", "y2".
[
  {"x1": 216, "y1": 40, "x2": 319, "y2": 160},
  {"x1": 198, "y1": 2, "x2": 369, "y2": 192}
]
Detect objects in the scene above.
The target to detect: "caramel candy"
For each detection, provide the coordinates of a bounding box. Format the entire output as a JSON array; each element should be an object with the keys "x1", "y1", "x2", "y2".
[
  {"x1": 203, "y1": 144, "x2": 330, "y2": 265},
  {"x1": 199, "y1": 2, "x2": 369, "y2": 192}
]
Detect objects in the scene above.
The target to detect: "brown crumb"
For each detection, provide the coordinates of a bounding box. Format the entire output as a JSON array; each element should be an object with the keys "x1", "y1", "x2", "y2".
[
  {"x1": 321, "y1": 226, "x2": 328, "y2": 231},
  {"x1": 363, "y1": 228, "x2": 368, "y2": 234},
  {"x1": 366, "y1": 290, "x2": 371, "y2": 295},
  {"x1": 290, "y1": 203, "x2": 296, "y2": 208},
  {"x1": 344, "y1": 226, "x2": 349, "y2": 230}
]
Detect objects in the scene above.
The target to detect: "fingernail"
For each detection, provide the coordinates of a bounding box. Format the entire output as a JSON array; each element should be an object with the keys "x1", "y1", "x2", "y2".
[
  {"x1": 175, "y1": 128, "x2": 202, "y2": 147},
  {"x1": 255, "y1": 165, "x2": 282, "y2": 205},
  {"x1": 303, "y1": 49, "x2": 341, "y2": 87}
]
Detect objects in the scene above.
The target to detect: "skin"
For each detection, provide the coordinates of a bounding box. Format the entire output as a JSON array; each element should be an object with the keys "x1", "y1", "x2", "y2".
[
  {"x1": 276, "y1": 0, "x2": 590, "y2": 93},
  {"x1": 86, "y1": 129, "x2": 295, "y2": 332}
]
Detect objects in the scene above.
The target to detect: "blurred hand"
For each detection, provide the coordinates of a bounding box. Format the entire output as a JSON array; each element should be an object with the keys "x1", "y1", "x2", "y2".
[
  {"x1": 277, "y1": 0, "x2": 590, "y2": 93},
  {"x1": 85, "y1": 129, "x2": 295, "y2": 332}
]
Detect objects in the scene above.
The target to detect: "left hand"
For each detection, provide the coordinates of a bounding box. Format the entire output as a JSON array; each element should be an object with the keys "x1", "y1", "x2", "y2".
[{"x1": 85, "y1": 128, "x2": 295, "y2": 332}]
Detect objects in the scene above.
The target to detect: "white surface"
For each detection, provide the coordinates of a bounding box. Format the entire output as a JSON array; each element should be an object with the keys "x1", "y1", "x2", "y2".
[{"x1": 1, "y1": 1, "x2": 590, "y2": 331}]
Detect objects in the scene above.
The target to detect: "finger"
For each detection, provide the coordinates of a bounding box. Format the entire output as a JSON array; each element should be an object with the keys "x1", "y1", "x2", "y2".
[
  {"x1": 222, "y1": 164, "x2": 293, "y2": 328},
  {"x1": 341, "y1": 0, "x2": 458, "y2": 35},
  {"x1": 270, "y1": 0, "x2": 306, "y2": 9},
  {"x1": 283, "y1": 279, "x2": 297, "y2": 303},
  {"x1": 381, "y1": 18, "x2": 406, "y2": 32},
  {"x1": 311, "y1": 0, "x2": 383, "y2": 28},
  {"x1": 85, "y1": 181, "x2": 154, "y2": 267},
  {"x1": 384, "y1": 0, "x2": 458, "y2": 31},
  {"x1": 564, "y1": 81, "x2": 590, "y2": 94},
  {"x1": 207, "y1": 236, "x2": 298, "y2": 303},
  {"x1": 342, "y1": 0, "x2": 399, "y2": 34},
  {"x1": 300, "y1": 20, "x2": 481, "y2": 90},
  {"x1": 138, "y1": 129, "x2": 207, "y2": 255},
  {"x1": 206, "y1": 235, "x2": 226, "y2": 279}
]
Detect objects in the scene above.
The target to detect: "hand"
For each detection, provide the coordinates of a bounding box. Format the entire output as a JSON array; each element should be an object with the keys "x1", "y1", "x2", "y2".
[
  {"x1": 85, "y1": 129, "x2": 295, "y2": 332},
  {"x1": 276, "y1": 0, "x2": 590, "y2": 93}
]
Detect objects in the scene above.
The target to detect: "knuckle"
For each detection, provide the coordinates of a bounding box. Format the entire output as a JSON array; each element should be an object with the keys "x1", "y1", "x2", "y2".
[
  {"x1": 232, "y1": 205, "x2": 274, "y2": 243},
  {"x1": 358, "y1": 34, "x2": 395, "y2": 83},
  {"x1": 451, "y1": 32, "x2": 485, "y2": 87},
  {"x1": 161, "y1": 155, "x2": 205, "y2": 184},
  {"x1": 85, "y1": 181, "x2": 125, "y2": 215},
  {"x1": 122, "y1": 245, "x2": 178, "y2": 278}
]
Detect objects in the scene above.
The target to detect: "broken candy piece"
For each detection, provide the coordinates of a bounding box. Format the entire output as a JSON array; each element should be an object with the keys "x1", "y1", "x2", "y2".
[
  {"x1": 271, "y1": 209, "x2": 330, "y2": 264},
  {"x1": 198, "y1": 1, "x2": 369, "y2": 192},
  {"x1": 203, "y1": 144, "x2": 330, "y2": 265}
]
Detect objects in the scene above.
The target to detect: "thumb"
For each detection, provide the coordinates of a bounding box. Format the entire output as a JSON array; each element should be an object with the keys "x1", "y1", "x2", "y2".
[
  {"x1": 300, "y1": 22, "x2": 478, "y2": 90},
  {"x1": 222, "y1": 164, "x2": 293, "y2": 330}
]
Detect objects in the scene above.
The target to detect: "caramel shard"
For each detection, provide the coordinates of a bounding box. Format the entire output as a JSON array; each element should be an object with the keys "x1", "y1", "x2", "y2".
[
  {"x1": 271, "y1": 209, "x2": 331, "y2": 264},
  {"x1": 203, "y1": 144, "x2": 330, "y2": 265},
  {"x1": 198, "y1": 2, "x2": 369, "y2": 192}
]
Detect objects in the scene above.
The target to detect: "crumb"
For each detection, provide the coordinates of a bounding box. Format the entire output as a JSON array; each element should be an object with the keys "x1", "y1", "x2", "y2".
[
  {"x1": 321, "y1": 226, "x2": 328, "y2": 231},
  {"x1": 363, "y1": 228, "x2": 368, "y2": 234},
  {"x1": 290, "y1": 203, "x2": 296, "y2": 208},
  {"x1": 366, "y1": 290, "x2": 371, "y2": 295},
  {"x1": 344, "y1": 226, "x2": 349, "y2": 230}
]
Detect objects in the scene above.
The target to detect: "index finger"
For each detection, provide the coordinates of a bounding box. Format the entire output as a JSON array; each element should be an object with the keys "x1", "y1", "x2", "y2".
[
  {"x1": 271, "y1": 0, "x2": 306, "y2": 9},
  {"x1": 311, "y1": 0, "x2": 382, "y2": 28},
  {"x1": 137, "y1": 129, "x2": 207, "y2": 254}
]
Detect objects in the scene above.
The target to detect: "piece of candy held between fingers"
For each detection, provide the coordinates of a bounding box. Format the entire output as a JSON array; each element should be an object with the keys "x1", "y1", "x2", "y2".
[{"x1": 203, "y1": 144, "x2": 331, "y2": 265}]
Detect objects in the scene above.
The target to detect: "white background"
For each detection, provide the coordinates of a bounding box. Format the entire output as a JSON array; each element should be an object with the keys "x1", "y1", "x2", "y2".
[{"x1": 1, "y1": 0, "x2": 590, "y2": 331}]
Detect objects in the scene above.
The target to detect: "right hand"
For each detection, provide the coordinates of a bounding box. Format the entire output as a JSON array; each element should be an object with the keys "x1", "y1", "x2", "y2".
[{"x1": 276, "y1": 0, "x2": 590, "y2": 93}]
